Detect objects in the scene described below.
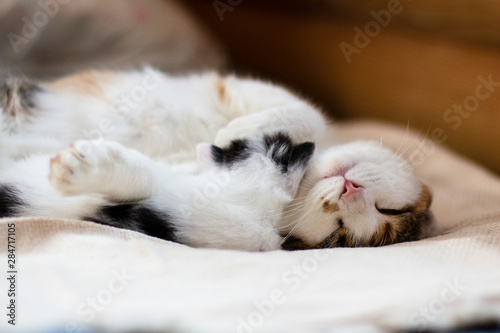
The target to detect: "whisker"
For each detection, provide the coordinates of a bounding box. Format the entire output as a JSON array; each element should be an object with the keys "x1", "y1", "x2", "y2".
[{"x1": 280, "y1": 205, "x2": 316, "y2": 245}]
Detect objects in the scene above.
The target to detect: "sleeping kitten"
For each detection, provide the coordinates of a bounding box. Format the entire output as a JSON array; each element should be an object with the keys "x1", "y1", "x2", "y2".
[
  {"x1": 0, "y1": 69, "x2": 434, "y2": 250},
  {"x1": 281, "y1": 141, "x2": 433, "y2": 249},
  {"x1": 0, "y1": 133, "x2": 314, "y2": 251}
]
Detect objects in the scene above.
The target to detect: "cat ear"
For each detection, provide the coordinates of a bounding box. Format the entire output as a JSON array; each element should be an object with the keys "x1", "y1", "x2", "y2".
[{"x1": 196, "y1": 143, "x2": 216, "y2": 170}]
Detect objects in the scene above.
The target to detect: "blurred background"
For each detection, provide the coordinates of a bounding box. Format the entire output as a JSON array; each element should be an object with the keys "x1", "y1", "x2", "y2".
[{"x1": 1, "y1": 0, "x2": 499, "y2": 174}]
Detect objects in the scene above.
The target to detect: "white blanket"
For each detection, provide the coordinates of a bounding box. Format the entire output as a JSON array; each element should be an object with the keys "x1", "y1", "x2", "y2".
[{"x1": 1, "y1": 121, "x2": 499, "y2": 333}]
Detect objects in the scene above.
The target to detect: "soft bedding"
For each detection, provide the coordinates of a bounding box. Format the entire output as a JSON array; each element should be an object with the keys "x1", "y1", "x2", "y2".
[{"x1": 1, "y1": 121, "x2": 499, "y2": 333}]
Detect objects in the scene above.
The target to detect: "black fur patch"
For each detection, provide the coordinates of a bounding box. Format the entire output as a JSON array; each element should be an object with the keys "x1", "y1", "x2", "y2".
[
  {"x1": 17, "y1": 79, "x2": 42, "y2": 109},
  {"x1": 211, "y1": 138, "x2": 251, "y2": 167},
  {"x1": 212, "y1": 132, "x2": 315, "y2": 172},
  {"x1": 0, "y1": 185, "x2": 23, "y2": 218},
  {"x1": 281, "y1": 235, "x2": 311, "y2": 251},
  {"x1": 0, "y1": 78, "x2": 42, "y2": 115},
  {"x1": 86, "y1": 204, "x2": 177, "y2": 242},
  {"x1": 264, "y1": 132, "x2": 315, "y2": 173}
]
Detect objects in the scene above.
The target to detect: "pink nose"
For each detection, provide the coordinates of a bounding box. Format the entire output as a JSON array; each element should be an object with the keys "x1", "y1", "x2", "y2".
[{"x1": 341, "y1": 178, "x2": 362, "y2": 198}]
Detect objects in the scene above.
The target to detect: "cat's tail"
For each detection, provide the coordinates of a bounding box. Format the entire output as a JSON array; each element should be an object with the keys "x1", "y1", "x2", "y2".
[
  {"x1": 0, "y1": 77, "x2": 42, "y2": 118},
  {"x1": 0, "y1": 77, "x2": 44, "y2": 134}
]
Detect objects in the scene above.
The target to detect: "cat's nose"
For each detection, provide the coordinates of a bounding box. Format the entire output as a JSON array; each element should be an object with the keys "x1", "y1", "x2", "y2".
[{"x1": 341, "y1": 178, "x2": 363, "y2": 198}]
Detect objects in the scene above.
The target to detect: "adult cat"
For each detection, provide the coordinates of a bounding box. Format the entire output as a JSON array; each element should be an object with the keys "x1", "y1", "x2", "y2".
[{"x1": 0, "y1": 68, "x2": 433, "y2": 250}]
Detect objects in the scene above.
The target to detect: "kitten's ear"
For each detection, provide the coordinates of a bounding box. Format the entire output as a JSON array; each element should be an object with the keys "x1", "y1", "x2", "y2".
[
  {"x1": 196, "y1": 143, "x2": 219, "y2": 170},
  {"x1": 417, "y1": 183, "x2": 437, "y2": 237}
]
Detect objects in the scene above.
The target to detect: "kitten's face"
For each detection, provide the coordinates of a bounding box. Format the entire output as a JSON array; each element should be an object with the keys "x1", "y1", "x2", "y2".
[{"x1": 283, "y1": 141, "x2": 433, "y2": 249}]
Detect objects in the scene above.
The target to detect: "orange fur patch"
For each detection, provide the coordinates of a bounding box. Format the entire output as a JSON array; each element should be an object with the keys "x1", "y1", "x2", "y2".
[
  {"x1": 46, "y1": 71, "x2": 116, "y2": 101},
  {"x1": 414, "y1": 184, "x2": 432, "y2": 211},
  {"x1": 367, "y1": 221, "x2": 400, "y2": 247},
  {"x1": 322, "y1": 200, "x2": 339, "y2": 213},
  {"x1": 215, "y1": 76, "x2": 229, "y2": 104}
]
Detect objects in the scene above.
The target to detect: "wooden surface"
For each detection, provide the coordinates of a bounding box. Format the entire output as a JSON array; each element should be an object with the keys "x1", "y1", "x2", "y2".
[{"x1": 187, "y1": 1, "x2": 500, "y2": 174}]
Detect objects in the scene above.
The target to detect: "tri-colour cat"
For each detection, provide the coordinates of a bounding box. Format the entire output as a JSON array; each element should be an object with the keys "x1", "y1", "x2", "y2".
[{"x1": 0, "y1": 68, "x2": 434, "y2": 250}]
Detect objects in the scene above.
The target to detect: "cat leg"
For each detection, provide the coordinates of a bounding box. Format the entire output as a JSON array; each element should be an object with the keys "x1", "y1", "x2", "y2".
[{"x1": 49, "y1": 140, "x2": 160, "y2": 201}]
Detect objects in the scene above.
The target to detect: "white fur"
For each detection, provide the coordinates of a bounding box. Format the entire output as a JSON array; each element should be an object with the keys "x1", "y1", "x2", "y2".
[
  {"x1": 1, "y1": 137, "x2": 306, "y2": 251},
  {"x1": 0, "y1": 69, "x2": 425, "y2": 250},
  {"x1": 1, "y1": 69, "x2": 325, "y2": 165}
]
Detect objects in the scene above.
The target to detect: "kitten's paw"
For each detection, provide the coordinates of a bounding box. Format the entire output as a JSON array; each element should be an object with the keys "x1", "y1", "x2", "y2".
[
  {"x1": 215, "y1": 116, "x2": 262, "y2": 147},
  {"x1": 49, "y1": 140, "x2": 109, "y2": 195},
  {"x1": 215, "y1": 108, "x2": 308, "y2": 147}
]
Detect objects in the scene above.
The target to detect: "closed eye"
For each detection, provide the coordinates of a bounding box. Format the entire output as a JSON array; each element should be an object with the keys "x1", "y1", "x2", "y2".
[{"x1": 376, "y1": 205, "x2": 409, "y2": 216}]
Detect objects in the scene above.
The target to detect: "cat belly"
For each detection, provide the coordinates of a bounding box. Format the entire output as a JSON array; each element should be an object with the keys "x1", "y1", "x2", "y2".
[{"x1": 2, "y1": 101, "x2": 228, "y2": 164}]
